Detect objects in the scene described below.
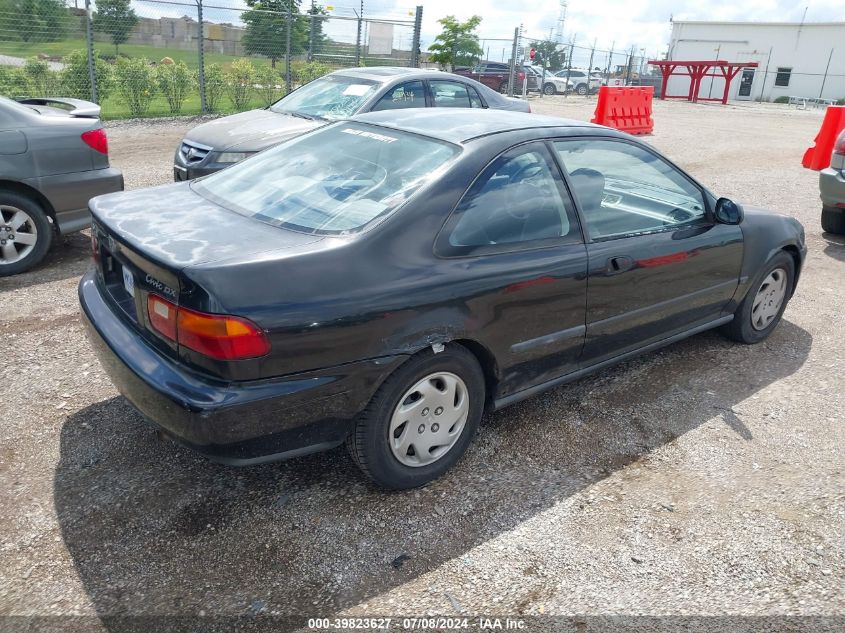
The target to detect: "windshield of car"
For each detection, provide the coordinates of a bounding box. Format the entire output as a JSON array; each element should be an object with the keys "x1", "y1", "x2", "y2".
[
  {"x1": 192, "y1": 123, "x2": 460, "y2": 235},
  {"x1": 268, "y1": 74, "x2": 379, "y2": 120}
]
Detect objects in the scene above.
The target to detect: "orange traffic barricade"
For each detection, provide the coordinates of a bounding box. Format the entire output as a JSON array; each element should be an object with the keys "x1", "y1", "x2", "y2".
[
  {"x1": 802, "y1": 106, "x2": 845, "y2": 171},
  {"x1": 591, "y1": 86, "x2": 654, "y2": 135}
]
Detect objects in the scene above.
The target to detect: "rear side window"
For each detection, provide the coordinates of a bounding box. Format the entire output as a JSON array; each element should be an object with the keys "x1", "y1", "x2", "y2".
[
  {"x1": 438, "y1": 143, "x2": 581, "y2": 256},
  {"x1": 194, "y1": 122, "x2": 459, "y2": 235},
  {"x1": 431, "y1": 80, "x2": 472, "y2": 108}
]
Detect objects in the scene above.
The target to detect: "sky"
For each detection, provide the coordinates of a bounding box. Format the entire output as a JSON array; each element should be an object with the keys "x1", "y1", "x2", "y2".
[{"x1": 130, "y1": 0, "x2": 845, "y2": 62}]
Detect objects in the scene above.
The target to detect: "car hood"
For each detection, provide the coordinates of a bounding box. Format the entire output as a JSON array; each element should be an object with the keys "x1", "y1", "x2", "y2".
[
  {"x1": 89, "y1": 182, "x2": 324, "y2": 269},
  {"x1": 184, "y1": 108, "x2": 325, "y2": 152}
]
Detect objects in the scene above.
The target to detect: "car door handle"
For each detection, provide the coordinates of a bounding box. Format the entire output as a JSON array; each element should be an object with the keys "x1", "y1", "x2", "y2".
[{"x1": 606, "y1": 256, "x2": 634, "y2": 275}]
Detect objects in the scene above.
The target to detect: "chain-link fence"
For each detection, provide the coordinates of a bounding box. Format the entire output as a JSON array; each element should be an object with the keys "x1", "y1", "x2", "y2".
[
  {"x1": 467, "y1": 26, "x2": 658, "y2": 99},
  {"x1": 0, "y1": 0, "x2": 422, "y2": 118}
]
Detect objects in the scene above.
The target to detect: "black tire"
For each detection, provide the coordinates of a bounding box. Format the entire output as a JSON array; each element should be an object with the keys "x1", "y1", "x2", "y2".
[
  {"x1": 721, "y1": 251, "x2": 795, "y2": 344},
  {"x1": 498, "y1": 81, "x2": 509, "y2": 94},
  {"x1": 347, "y1": 345, "x2": 485, "y2": 489},
  {"x1": 0, "y1": 190, "x2": 52, "y2": 277},
  {"x1": 576, "y1": 83, "x2": 588, "y2": 96},
  {"x1": 821, "y1": 206, "x2": 845, "y2": 234},
  {"x1": 543, "y1": 82, "x2": 556, "y2": 96}
]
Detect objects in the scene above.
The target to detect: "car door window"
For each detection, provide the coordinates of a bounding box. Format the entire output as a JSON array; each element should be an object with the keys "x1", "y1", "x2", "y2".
[
  {"x1": 554, "y1": 139, "x2": 707, "y2": 240},
  {"x1": 439, "y1": 144, "x2": 581, "y2": 256},
  {"x1": 430, "y1": 80, "x2": 472, "y2": 108},
  {"x1": 371, "y1": 81, "x2": 426, "y2": 111}
]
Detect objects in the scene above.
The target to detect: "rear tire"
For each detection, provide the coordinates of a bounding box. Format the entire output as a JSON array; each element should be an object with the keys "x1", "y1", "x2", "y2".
[
  {"x1": 721, "y1": 251, "x2": 794, "y2": 344},
  {"x1": 821, "y1": 206, "x2": 845, "y2": 234},
  {"x1": 347, "y1": 345, "x2": 485, "y2": 489},
  {"x1": 498, "y1": 81, "x2": 509, "y2": 94},
  {"x1": 576, "y1": 83, "x2": 588, "y2": 95},
  {"x1": 543, "y1": 82, "x2": 556, "y2": 95},
  {"x1": 0, "y1": 191, "x2": 52, "y2": 277}
]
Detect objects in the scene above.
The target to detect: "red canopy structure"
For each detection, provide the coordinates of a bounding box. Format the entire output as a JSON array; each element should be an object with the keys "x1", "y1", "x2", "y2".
[{"x1": 647, "y1": 60, "x2": 759, "y2": 105}]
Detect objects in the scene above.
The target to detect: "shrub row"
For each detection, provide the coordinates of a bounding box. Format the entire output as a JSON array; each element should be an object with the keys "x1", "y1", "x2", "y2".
[{"x1": 0, "y1": 55, "x2": 334, "y2": 118}]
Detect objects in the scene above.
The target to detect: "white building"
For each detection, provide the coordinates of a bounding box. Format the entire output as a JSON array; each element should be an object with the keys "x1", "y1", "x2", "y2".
[{"x1": 665, "y1": 21, "x2": 845, "y2": 103}]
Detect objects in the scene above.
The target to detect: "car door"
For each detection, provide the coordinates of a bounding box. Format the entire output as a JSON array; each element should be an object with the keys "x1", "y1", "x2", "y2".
[
  {"x1": 435, "y1": 141, "x2": 588, "y2": 395},
  {"x1": 552, "y1": 138, "x2": 744, "y2": 364}
]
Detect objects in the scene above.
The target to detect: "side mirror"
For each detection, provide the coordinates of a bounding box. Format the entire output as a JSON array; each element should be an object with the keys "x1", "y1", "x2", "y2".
[{"x1": 715, "y1": 198, "x2": 743, "y2": 225}]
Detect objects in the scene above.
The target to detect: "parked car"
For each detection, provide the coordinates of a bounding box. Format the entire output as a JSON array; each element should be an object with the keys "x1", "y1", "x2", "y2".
[
  {"x1": 81, "y1": 109, "x2": 805, "y2": 489},
  {"x1": 554, "y1": 68, "x2": 602, "y2": 95},
  {"x1": 0, "y1": 97, "x2": 123, "y2": 276},
  {"x1": 820, "y1": 129, "x2": 845, "y2": 234},
  {"x1": 452, "y1": 61, "x2": 537, "y2": 94},
  {"x1": 174, "y1": 67, "x2": 528, "y2": 180}
]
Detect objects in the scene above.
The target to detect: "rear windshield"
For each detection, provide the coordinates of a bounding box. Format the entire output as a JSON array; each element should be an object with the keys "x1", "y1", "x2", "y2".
[
  {"x1": 268, "y1": 74, "x2": 379, "y2": 119},
  {"x1": 192, "y1": 122, "x2": 459, "y2": 235}
]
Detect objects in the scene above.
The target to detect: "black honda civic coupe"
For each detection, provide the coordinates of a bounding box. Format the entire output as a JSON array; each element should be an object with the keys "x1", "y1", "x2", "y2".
[{"x1": 80, "y1": 109, "x2": 806, "y2": 488}]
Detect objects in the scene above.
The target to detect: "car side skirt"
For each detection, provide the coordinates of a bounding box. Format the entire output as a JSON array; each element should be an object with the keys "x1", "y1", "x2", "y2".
[{"x1": 493, "y1": 314, "x2": 734, "y2": 410}]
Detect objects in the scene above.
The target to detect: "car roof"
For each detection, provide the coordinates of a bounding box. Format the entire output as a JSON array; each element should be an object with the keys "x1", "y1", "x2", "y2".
[
  {"x1": 330, "y1": 66, "x2": 431, "y2": 81},
  {"x1": 351, "y1": 108, "x2": 600, "y2": 144}
]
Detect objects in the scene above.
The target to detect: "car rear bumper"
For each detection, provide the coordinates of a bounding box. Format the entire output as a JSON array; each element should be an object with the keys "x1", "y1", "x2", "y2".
[
  {"x1": 820, "y1": 166, "x2": 845, "y2": 208},
  {"x1": 25, "y1": 167, "x2": 124, "y2": 235},
  {"x1": 79, "y1": 271, "x2": 407, "y2": 465}
]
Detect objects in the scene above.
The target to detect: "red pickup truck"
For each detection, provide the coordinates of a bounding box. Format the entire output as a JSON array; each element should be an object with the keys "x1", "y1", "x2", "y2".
[{"x1": 452, "y1": 61, "x2": 536, "y2": 94}]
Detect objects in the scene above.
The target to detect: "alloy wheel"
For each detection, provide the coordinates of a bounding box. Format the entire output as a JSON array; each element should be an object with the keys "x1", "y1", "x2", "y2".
[{"x1": 0, "y1": 205, "x2": 38, "y2": 266}]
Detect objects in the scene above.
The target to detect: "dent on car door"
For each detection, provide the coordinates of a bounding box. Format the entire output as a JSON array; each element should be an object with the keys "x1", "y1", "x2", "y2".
[
  {"x1": 553, "y1": 138, "x2": 744, "y2": 363},
  {"x1": 434, "y1": 142, "x2": 588, "y2": 396}
]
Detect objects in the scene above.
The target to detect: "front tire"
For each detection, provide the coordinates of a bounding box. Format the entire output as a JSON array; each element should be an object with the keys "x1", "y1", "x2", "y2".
[
  {"x1": 347, "y1": 345, "x2": 485, "y2": 489},
  {"x1": 821, "y1": 206, "x2": 845, "y2": 234},
  {"x1": 0, "y1": 191, "x2": 52, "y2": 277},
  {"x1": 576, "y1": 83, "x2": 588, "y2": 95},
  {"x1": 721, "y1": 251, "x2": 795, "y2": 344}
]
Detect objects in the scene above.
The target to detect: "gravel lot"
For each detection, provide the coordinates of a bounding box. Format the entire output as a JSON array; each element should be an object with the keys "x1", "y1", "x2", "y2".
[{"x1": 1, "y1": 98, "x2": 843, "y2": 629}]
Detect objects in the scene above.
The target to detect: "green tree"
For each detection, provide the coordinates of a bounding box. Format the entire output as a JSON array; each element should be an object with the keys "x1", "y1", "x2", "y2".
[
  {"x1": 242, "y1": 0, "x2": 309, "y2": 68},
  {"x1": 427, "y1": 15, "x2": 483, "y2": 69},
  {"x1": 23, "y1": 58, "x2": 61, "y2": 97},
  {"x1": 93, "y1": 0, "x2": 138, "y2": 55},
  {"x1": 529, "y1": 40, "x2": 566, "y2": 71},
  {"x1": 0, "y1": 0, "x2": 70, "y2": 43}
]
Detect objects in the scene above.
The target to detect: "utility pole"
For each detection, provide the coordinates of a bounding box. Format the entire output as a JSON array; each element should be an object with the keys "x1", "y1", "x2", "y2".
[
  {"x1": 819, "y1": 47, "x2": 834, "y2": 99},
  {"x1": 564, "y1": 35, "x2": 575, "y2": 96},
  {"x1": 507, "y1": 26, "x2": 519, "y2": 96},
  {"x1": 624, "y1": 44, "x2": 635, "y2": 84},
  {"x1": 308, "y1": 0, "x2": 315, "y2": 62},
  {"x1": 285, "y1": 0, "x2": 292, "y2": 92}
]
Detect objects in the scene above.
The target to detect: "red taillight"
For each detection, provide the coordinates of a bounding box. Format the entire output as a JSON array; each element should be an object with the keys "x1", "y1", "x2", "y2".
[
  {"x1": 81, "y1": 128, "x2": 108, "y2": 154},
  {"x1": 147, "y1": 294, "x2": 270, "y2": 360},
  {"x1": 518, "y1": 71, "x2": 525, "y2": 80}
]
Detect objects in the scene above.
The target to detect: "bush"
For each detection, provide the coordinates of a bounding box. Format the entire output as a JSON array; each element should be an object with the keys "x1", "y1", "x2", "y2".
[
  {"x1": 0, "y1": 65, "x2": 29, "y2": 97},
  {"x1": 61, "y1": 50, "x2": 113, "y2": 103},
  {"x1": 201, "y1": 63, "x2": 225, "y2": 113},
  {"x1": 836, "y1": 98, "x2": 845, "y2": 106},
  {"x1": 23, "y1": 58, "x2": 61, "y2": 97},
  {"x1": 225, "y1": 58, "x2": 255, "y2": 111},
  {"x1": 290, "y1": 60, "x2": 331, "y2": 86},
  {"x1": 254, "y1": 64, "x2": 283, "y2": 106},
  {"x1": 156, "y1": 61, "x2": 193, "y2": 114},
  {"x1": 114, "y1": 57, "x2": 157, "y2": 117},
  {"x1": 773, "y1": 96, "x2": 790, "y2": 104}
]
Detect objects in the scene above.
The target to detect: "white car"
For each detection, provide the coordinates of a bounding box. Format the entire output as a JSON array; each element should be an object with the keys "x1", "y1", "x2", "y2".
[{"x1": 553, "y1": 69, "x2": 602, "y2": 95}]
